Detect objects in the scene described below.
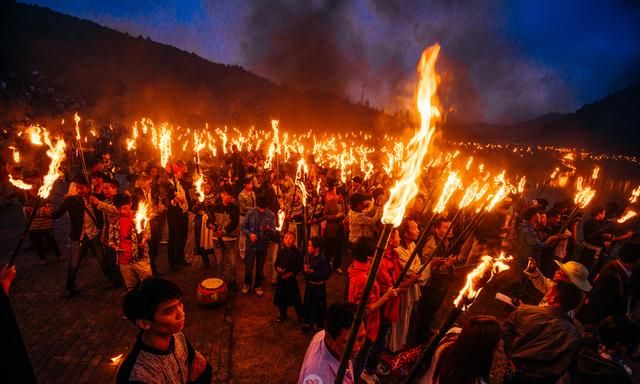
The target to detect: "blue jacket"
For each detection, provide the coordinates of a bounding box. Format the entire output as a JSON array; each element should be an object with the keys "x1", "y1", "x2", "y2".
[{"x1": 241, "y1": 207, "x2": 277, "y2": 251}]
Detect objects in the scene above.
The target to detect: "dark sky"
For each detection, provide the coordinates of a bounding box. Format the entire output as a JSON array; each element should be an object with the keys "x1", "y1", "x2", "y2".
[{"x1": 24, "y1": 0, "x2": 640, "y2": 123}]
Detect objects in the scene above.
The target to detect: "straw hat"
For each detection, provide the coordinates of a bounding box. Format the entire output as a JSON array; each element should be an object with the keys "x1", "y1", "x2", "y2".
[{"x1": 554, "y1": 260, "x2": 592, "y2": 292}]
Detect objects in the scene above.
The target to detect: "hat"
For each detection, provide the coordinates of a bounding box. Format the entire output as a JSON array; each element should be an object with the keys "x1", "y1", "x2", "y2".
[{"x1": 554, "y1": 260, "x2": 592, "y2": 292}]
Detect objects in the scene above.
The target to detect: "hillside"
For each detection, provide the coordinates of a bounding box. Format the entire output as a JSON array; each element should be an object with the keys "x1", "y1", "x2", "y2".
[{"x1": 0, "y1": 1, "x2": 407, "y2": 133}]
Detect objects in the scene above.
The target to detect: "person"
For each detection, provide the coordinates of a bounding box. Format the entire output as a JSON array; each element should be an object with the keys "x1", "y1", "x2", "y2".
[
  {"x1": 323, "y1": 178, "x2": 346, "y2": 274},
  {"x1": 302, "y1": 236, "x2": 331, "y2": 332},
  {"x1": 348, "y1": 237, "x2": 399, "y2": 381},
  {"x1": 411, "y1": 218, "x2": 456, "y2": 345},
  {"x1": 241, "y1": 194, "x2": 277, "y2": 296},
  {"x1": 24, "y1": 194, "x2": 63, "y2": 266},
  {"x1": 524, "y1": 258, "x2": 591, "y2": 316},
  {"x1": 1, "y1": 264, "x2": 37, "y2": 383},
  {"x1": 273, "y1": 231, "x2": 304, "y2": 323},
  {"x1": 50, "y1": 177, "x2": 118, "y2": 297},
  {"x1": 237, "y1": 178, "x2": 256, "y2": 260},
  {"x1": 514, "y1": 207, "x2": 566, "y2": 270},
  {"x1": 191, "y1": 180, "x2": 216, "y2": 269},
  {"x1": 117, "y1": 277, "x2": 211, "y2": 383},
  {"x1": 348, "y1": 193, "x2": 382, "y2": 246},
  {"x1": 109, "y1": 194, "x2": 152, "y2": 292},
  {"x1": 570, "y1": 315, "x2": 637, "y2": 383},
  {"x1": 577, "y1": 242, "x2": 640, "y2": 326},
  {"x1": 420, "y1": 316, "x2": 502, "y2": 384},
  {"x1": 166, "y1": 162, "x2": 191, "y2": 271},
  {"x1": 207, "y1": 184, "x2": 240, "y2": 289},
  {"x1": 90, "y1": 177, "x2": 121, "y2": 281},
  {"x1": 503, "y1": 281, "x2": 583, "y2": 383},
  {"x1": 132, "y1": 170, "x2": 167, "y2": 275},
  {"x1": 298, "y1": 302, "x2": 365, "y2": 384},
  {"x1": 390, "y1": 218, "x2": 422, "y2": 352}
]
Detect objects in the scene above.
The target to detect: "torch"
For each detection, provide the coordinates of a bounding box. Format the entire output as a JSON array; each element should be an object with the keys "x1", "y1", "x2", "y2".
[
  {"x1": 556, "y1": 176, "x2": 596, "y2": 235},
  {"x1": 9, "y1": 129, "x2": 66, "y2": 265},
  {"x1": 403, "y1": 253, "x2": 512, "y2": 383},
  {"x1": 335, "y1": 43, "x2": 441, "y2": 383},
  {"x1": 73, "y1": 113, "x2": 91, "y2": 187}
]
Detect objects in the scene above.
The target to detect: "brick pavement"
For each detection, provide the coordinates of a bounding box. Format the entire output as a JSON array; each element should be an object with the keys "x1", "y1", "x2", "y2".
[{"x1": 0, "y1": 185, "x2": 233, "y2": 383}]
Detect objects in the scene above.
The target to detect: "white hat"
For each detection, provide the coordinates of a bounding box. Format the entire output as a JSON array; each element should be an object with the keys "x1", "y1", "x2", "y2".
[{"x1": 554, "y1": 260, "x2": 592, "y2": 292}]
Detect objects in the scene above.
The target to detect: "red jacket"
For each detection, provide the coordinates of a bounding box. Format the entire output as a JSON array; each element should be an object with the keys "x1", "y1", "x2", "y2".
[
  {"x1": 348, "y1": 260, "x2": 381, "y2": 341},
  {"x1": 377, "y1": 247, "x2": 401, "y2": 322}
]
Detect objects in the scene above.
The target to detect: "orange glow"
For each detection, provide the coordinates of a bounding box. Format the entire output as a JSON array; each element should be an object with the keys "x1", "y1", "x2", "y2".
[
  {"x1": 38, "y1": 130, "x2": 66, "y2": 199},
  {"x1": 8, "y1": 174, "x2": 32, "y2": 190},
  {"x1": 382, "y1": 44, "x2": 440, "y2": 227},
  {"x1": 159, "y1": 125, "x2": 172, "y2": 168},
  {"x1": 434, "y1": 171, "x2": 462, "y2": 213},
  {"x1": 134, "y1": 201, "x2": 150, "y2": 234},
  {"x1": 617, "y1": 210, "x2": 637, "y2": 223},
  {"x1": 454, "y1": 252, "x2": 511, "y2": 308}
]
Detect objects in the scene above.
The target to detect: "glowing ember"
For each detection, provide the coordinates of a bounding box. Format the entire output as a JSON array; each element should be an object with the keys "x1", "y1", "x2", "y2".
[
  {"x1": 9, "y1": 174, "x2": 33, "y2": 190},
  {"x1": 382, "y1": 44, "x2": 440, "y2": 227},
  {"x1": 617, "y1": 210, "x2": 636, "y2": 223},
  {"x1": 453, "y1": 252, "x2": 511, "y2": 308},
  {"x1": 134, "y1": 201, "x2": 150, "y2": 234}
]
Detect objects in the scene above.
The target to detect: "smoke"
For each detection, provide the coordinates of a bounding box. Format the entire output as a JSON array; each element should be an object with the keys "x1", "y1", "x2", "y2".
[{"x1": 237, "y1": 0, "x2": 574, "y2": 123}]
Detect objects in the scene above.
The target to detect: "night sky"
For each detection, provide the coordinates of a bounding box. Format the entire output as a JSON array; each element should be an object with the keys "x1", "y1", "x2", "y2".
[{"x1": 23, "y1": 0, "x2": 640, "y2": 123}]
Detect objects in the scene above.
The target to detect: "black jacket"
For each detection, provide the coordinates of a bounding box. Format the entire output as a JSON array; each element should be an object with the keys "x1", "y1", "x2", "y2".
[
  {"x1": 578, "y1": 260, "x2": 631, "y2": 325},
  {"x1": 51, "y1": 195, "x2": 102, "y2": 241}
]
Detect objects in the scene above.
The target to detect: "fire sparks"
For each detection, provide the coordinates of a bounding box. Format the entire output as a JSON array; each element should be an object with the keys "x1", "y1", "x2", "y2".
[
  {"x1": 453, "y1": 252, "x2": 512, "y2": 308},
  {"x1": 8, "y1": 174, "x2": 32, "y2": 190},
  {"x1": 134, "y1": 201, "x2": 150, "y2": 234},
  {"x1": 382, "y1": 44, "x2": 440, "y2": 227}
]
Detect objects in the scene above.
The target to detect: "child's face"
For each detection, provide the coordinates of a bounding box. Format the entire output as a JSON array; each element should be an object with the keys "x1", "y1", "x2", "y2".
[
  {"x1": 118, "y1": 204, "x2": 132, "y2": 217},
  {"x1": 283, "y1": 233, "x2": 295, "y2": 247},
  {"x1": 307, "y1": 241, "x2": 317, "y2": 255},
  {"x1": 149, "y1": 299, "x2": 185, "y2": 335}
]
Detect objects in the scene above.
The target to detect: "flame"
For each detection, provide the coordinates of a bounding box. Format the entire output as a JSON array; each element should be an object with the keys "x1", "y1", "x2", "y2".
[
  {"x1": 550, "y1": 167, "x2": 560, "y2": 179},
  {"x1": 459, "y1": 180, "x2": 479, "y2": 209},
  {"x1": 517, "y1": 176, "x2": 526, "y2": 194},
  {"x1": 296, "y1": 158, "x2": 308, "y2": 181},
  {"x1": 465, "y1": 156, "x2": 473, "y2": 170},
  {"x1": 382, "y1": 44, "x2": 440, "y2": 227},
  {"x1": 8, "y1": 146, "x2": 20, "y2": 163},
  {"x1": 485, "y1": 171, "x2": 510, "y2": 212},
  {"x1": 126, "y1": 124, "x2": 138, "y2": 151},
  {"x1": 9, "y1": 174, "x2": 33, "y2": 190},
  {"x1": 629, "y1": 186, "x2": 640, "y2": 204},
  {"x1": 617, "y1": 210, "x2": 637, "y2": 223},
  {"x1": 38, "y1": 131, "x2": 66, "y2": 199},
  {"x1": 276, "y1": 208, "x2": 286, "y2": 231},
  {"x1": 591, "y1": 166, "x2": 600, "y2": 180},
  {"x1": 434, "y1": 171, "x2": 462, "y2": 213},
  {"x1": 134, "y1": 201, "x2": 150, "y2": 234},
  {"x1": 193, "y1": 173, "x2": 205, "y2": 203},
  {"x1": 74, "y1": 113, "x2": 81, "y2": 140},
  {"x1": 111, "y1": 353, "x2": 124, "y2": 364},
  {"x1": 159, "y1": 125, "x2": 172, "y2": 168},
  {"x1": 574, "y1": 176, "x2": 596, "y2": 209},
  {"x1": 453, "y1": 252, "x2": 512, "y2": 308},
  {"x1": 26, "y1": 125, "x2": 44, "y2": 145},
  {"x1": 296, "y1": 181, "x2": 308, "y2": 207}
]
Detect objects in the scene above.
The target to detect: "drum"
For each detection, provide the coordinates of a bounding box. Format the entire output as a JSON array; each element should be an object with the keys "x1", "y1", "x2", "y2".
[{"x1": 196, "y1": 278, "x2": 228, "y2": 306}]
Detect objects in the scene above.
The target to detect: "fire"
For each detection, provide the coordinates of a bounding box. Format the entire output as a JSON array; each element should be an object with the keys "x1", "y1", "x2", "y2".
[
  {"x1": 26, "y1": 125, "x2": 44, "y2": 145},
  {"x1": 134, "y1": 201, "x2": 150, "y2": 234},
  {"x1": 591, "y1": 166, "x2": 600, "y2": 180},
  {"x1": 550, "y1": 167, "x2": 560, "y2": 179},
  {"x1": 276, "y1": 208, "x2": 286, "y2": 231},
  {"x1": 38, "y1": 131, "x2": 66, "y2": 199},
  {"x1": 486, "y1": 171, "x2": 510, "y2": 212},
  {"x1": 111, "y1": 353, "x2": 124, "y2": 364},
  {"x1": 74, "y1": 113, "x2": 81, "y2": 140},
  {"x1": 8, "y1": 146, "x2": 20, "y2": 163},
  {"x1": 158, "y1": 125, "x2": 172, "y2": 168},
  {"x1": 382, "y1": 44, "x2": 440, "y2": 227},
  {"x1": 193, "y1": 173, "x2": 205, "y2": 203},
  {"x1": 459, "y1": 180, "x2": 479, "y2": 209},
  {"x1": 617, "y1": 210, "x2": 637, "y2": 223},
  {"x1": 434, "y1": 171, "x2": 462, "y2": 214},
  {"x1": 453, "y1": 252, "x2": 511, "y2": 308},
  {"x1": 465, "y1": 156, "x2": 473, "y2": 171},
  {"x1": 8, "y1": 174, "x2": 33, "y2": 190},
  {"x1": 517, "y1": 176, "x2": 526, "y2": 194},
  {"x1": 629, "y1": 186, "x2": 640, "y2": 204},
  {"x1": 574, "y1": 176, "x2": 596, "y2": 209}
]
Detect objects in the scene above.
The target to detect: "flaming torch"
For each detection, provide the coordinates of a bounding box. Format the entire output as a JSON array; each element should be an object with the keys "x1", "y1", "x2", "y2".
[
  {"x1": 336, "y1": 44, "x2": 441, "y2": 383},
  {"x1": 404, "y1": 253, "x2": 512, "y2": 382},
  {"x1": 10, "y1": 129, "x2": 66, "y2": 265},
  {"x1": 8, "y1": 175, "x2": 33, "y2": 190},
  {"x1": 73, "y1": 113, "x2": 91, "y2": 185},
  {"x1": 8, "y1": 146, "x2": 20, "y2": 163},
  {"x1": 557, "y1": 176, "x2": 596, "y2": 235},
  {"x1": 134, "y1": 201, "x2": 150, "y2": 235}
]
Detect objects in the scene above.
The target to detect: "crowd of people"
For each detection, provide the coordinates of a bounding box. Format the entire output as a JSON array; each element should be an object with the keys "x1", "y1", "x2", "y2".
[{"x1": 2, "y1": 140, "x2": 640, "y2": 384}]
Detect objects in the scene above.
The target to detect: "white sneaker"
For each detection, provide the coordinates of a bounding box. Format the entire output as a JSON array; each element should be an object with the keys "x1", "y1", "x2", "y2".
[{"x1": 241, "y1": 285, "x2": 250, "y2": 295}]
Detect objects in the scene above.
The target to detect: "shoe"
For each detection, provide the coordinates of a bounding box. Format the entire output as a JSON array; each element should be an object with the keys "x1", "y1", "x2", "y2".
[
  {"x1": 254, "y1": 287, "x2": 264, "y2": 297},
  {"x1": 335, "y1": 267, "x2": 343, "y2": 274},
  {"x1": 241, "y1": 285, "x2": 250, "y2": 295},
  {"x1": 176, "y1": 260, "x2": 192, "y2": 266}
]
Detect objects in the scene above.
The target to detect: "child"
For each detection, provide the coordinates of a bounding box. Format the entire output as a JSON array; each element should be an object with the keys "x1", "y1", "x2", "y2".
[
  {"x1": 117, "y1": 277, "x2": 211, "y2": 383},
  {"x1": 273, "y1": 232, "x2": 304, "y2": 322},
  {"x1": 109, "y1": 194, "x2": 152, "y2": 291},
  {"x1": 302, "y1": 236, "x2": 331, "y2": 332}
]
